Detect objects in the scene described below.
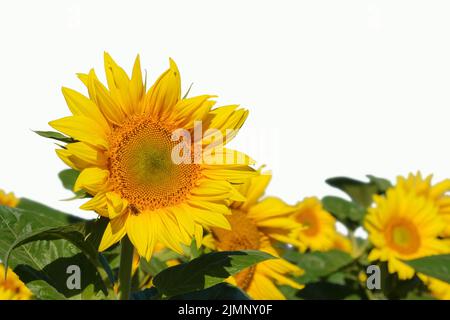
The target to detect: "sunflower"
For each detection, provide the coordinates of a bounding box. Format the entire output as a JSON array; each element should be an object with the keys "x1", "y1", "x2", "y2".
[
  {"x1": 291, "y1": 197, "x2": 337, "y2": 252},
  {"x1": 396, "y1": 172, "x2": 450, "y2": 237},
  {"x1": 418, "y1": 274, "x2": 450, "y2": 300},
  {"x1": 49, "y1": 53, "x2": 255, "y2": 260},
  {"x1": 332, "y1": 232, "x2": 352, "y2": 254},
  {"x1": 364, "y1": 187, "x2": 449, "y2": 280},
  {"x1": 0, "y1": 264, "x2": 32, "y2": 300},
  {"x1": 0, "y1": 189, "x2": 19, "y2": 208},
  {"x1": 204, "y1": 172, "x2": 304, "y2": 300}
]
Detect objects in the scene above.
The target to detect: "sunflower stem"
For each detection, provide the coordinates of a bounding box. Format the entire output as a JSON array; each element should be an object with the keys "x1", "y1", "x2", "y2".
[{"x1": 119, "y1": 235, "x2": 134, "y2": 300}]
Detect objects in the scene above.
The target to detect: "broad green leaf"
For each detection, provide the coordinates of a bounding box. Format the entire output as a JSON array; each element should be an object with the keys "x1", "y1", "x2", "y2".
[
  {"x1": 404, "y1": 255, "x2": 450, "y2": 284},
  {"x1": 34, "y1": 130, "x2": 75, "y2": 144},
  {"x1": 170, "y1": 283, "x2": 250, "y2": 300},
  {"x1": 4, "y1": 219, "x2": 108, "y2": 273},
  {"x1": 322, "y1": 196, "x2": 366, "y2": 229},
  {"x1": 284, "y1": 250, "x2": 353, "y2": 284},
  {"x1": 326, "y1": 175, "x2": 391, "y2": 208},
  {"x1": 0, "y1": 206, "x2": 110, "y2": 299},
  {"x1": 153, "y1": 250, "x2": 274, "y2": 297},
  {"x1": 17, "y1": 198, "x2": 81, "y2": 224}
]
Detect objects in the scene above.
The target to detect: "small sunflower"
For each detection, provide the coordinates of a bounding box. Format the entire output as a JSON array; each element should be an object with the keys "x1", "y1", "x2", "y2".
[
  {"x1": 0, "y1": 264, "x2": 32, "y2": 300},
  {"x1": 291, "y1": 197, "x2": 337, "y2": 252},
  {"x1": 205, "y1": 172, "x2": 304, "y2": 300},
  {"x1": 364, "y1": 187, "x2": 449, "y2": 280},
  {"x1": 49, "y1": 53, "x2": 255, "y2": 260},
  {"x1": 0, "y1": 189, "x2": 19, "y2": 208},
  {"x1": 332, "y1": 232, "x2": 352, "y2": 254},
  {"x1": 396, "y1": 172, "x2": 450, "y2": 237},
  {"x1": 418, "y1": 274, "x2": 450, "y2": 300}
]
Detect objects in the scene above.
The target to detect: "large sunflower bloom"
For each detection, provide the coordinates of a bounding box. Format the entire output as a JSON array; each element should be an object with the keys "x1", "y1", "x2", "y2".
[
  {"x1": 0, "y1": 264, "x2": 32, "y2": 300},
  {"x1": 364, "y1": 187, "x2": 449, "y2": 280},
  {"x1": 291, "y1": 197, "x2": 337, "y2": 252},
  {"x1": 204, "y1": 172, "x2": 304, "y2": 300},
  {"x1": 49, "y1": 53, "x2": 255, "y2": 260},
  {"x1": 396, "y1": 172, "x2": 450, "y2": 237},
  {"x1": 0, "y1": 189, "x2": 19, "y2": 208}
]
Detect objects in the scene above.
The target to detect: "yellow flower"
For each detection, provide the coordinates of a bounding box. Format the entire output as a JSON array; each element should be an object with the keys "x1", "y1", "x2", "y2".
[
  {"x1": 396, "y1": 172, "x2": 450, "y2": 237},
  {"x1": 332, "y1": 232, "x2": 352, "y2": 254},
  {"x1": 205, "y1": 172, "x2": 304, "y2": 300},
  {"x1": 0, "y1": 189, "x2": 19, "y2": 207},
  {"x1": 291, "y1": 197, "x2": 337, "y2": 252},
  {"x1": 0, "y1": 264, "x2": 32, "y2": 300},
  {"x1": 364, "y1": 187, "x2": 449, "y2": 280},
  {"x1": 418, "y1": 274, "x2": 450, "y2": 300},
  {"x1": 49, "y1": 53, "x2": 255, "y2": 260}
]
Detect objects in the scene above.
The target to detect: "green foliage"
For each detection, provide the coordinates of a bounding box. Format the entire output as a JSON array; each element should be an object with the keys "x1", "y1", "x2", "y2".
[
  {"x1": 404, "y1": 255, "x2": 450, "y2": 284},
  {"x1": 284, "y1": 250, "x2": 353, "y2": 284},
  {"x1": 58, "y1": 169, "x2": 89, "y2": 199},
  {"x1": 152, "y1": 250, "x2": 274, "y2": 297},
  {"x1": 0, "y1": 205, "x2": 112, "y2": 300},
  {"x1": 322, "y1": 196, "x2": 366, "y2": 229},
  {"x1": 34, "y1": 130, "x2": 75, "y2": 144},
  {"x1": 170, "y1": 283, "x2": 250, "y2": 300},
  {"x1": 326, "y1": 175, "x2": 391, "y2": 208}
]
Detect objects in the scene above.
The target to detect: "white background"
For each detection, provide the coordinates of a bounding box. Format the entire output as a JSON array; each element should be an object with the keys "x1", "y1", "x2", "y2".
[{"x1": 1, "y1": 1, "x2": 450, "y2": 223}]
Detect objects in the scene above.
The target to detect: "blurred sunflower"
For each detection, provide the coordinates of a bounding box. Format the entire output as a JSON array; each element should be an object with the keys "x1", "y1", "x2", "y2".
[
  {"x1": 0, "y1": 264, "x2": 32, "y2": 300},
  {"x1": 0, "y1": 189, "x2": 19, "y2": 207},
  {"x1": 418, "y1": 274, "x2": 450, "y2": 300},
  {"x1": 49, "y1": 53, "x2": 255, "y2": 260},
  {"x1": 332, "y1": 232, "x2": 352, "y2": 254},
  {"x1": 291, "y1": 197, "x2": 337, "y2": 252},
  {"x1": 204, "y1": 172, "x2": 304, "y2": 300},
  {"x1": 396, "y1": 172, "x2": 450, "y2": 237},
  {"x1": 364, "y1": 187, "x2": 449, "y2": 280}
]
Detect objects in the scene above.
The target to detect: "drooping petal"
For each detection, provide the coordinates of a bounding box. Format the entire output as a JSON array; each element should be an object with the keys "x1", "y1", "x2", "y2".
[{"x1": 99, "y1": 213, "x2": 128, "y2": 251}]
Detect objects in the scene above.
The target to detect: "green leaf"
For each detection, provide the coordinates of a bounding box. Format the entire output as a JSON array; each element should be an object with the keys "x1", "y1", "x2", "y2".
[
  {"x1": 34, "y1": 130, "x2": 75, "y2": 144},
  {"x1": 404, "y1": 255, "x2": 450, "y2": 284},
  {"x1": 59, "y1": 169, "x2": 79, "y2": 191},
  {"x1": 322, "y1": 196, "x2": 366, "y2": 229},
  {"x1": 326, "y1": 175, "x2": 391, "y2": 208},
  {"x1": 17, "y1": 198, "x2": 81, "y2": 224},
  {"x1": 170, "y1": 283, "x2": 251, "y2": 300},
  {"x1": 58, "y1": 169, "x2": 89, "y2": 200},
  {"x1": 284, "y1": 250, "x2": 353, "y2": 284},
  {"x1": 0, "y1": 206, "x2": 111, "y2": 299},
  {"x1": 153, "y1": 250, "x2": 274, "y2": 297},
  {"x1": 4, "y1": 219, "x2": 108, "y2": 273}
]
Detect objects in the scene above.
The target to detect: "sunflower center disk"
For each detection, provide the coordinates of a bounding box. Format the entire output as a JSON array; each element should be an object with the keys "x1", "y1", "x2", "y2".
[
  {"x1": 386, "y1": 219, "x2": 421, "y2": 255},
  {"x1": 212, "y1": 211, "x2": 261, "y2": 290},
  {"x1": 108, "y1": 117, "x2": 201, "y2": 211}
]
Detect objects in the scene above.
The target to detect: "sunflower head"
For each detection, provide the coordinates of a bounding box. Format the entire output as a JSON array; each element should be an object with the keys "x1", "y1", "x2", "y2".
[
  {"x1": 0, "y1": 189, "x2": 19, "y2": 208},
  {"x1": 291, "y1": 197, "x2": 337, "y2": 252},
  {"x1": 332, "y1": 233, "x2": 352, "y2": 254},
  {"x1": 0, "y1": 264, "x2": 32, "y2": 300},
  {"x1": 396, "y1": 172, "x2": 450, "y2": 237},
  {"x1": 206, "y1": 172, "x2": 304, "y2": 299},
  {"x1": 49, "y1": 53, "x2": 255, "y2": 260},
  {"x1": 364, "y1": 186, "x2": 449, "y2": 280}
]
